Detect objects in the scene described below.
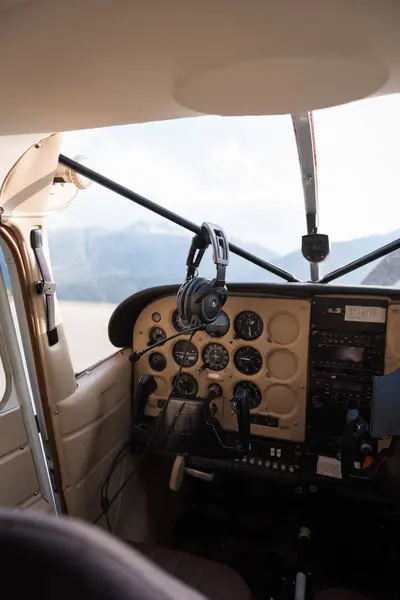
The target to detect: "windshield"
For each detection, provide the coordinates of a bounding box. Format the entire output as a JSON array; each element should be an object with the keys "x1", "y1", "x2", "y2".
[{"x1": 46, "y1": 94, "x2": 400, "y2": 370}]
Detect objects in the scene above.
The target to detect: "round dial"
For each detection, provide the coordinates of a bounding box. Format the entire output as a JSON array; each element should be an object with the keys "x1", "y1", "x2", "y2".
[
  {"x1": 202, "y1": 343, "x2": 229, "y2": 371},
  {"x1": 148, "y1": 352, "x2": 166, "y2": 372},
  {"x1": 172, "y1": 309, "x2": 191, "y2": 332},
  {"x1": 234, "y1": 311, "x2": 263, "y2": 341},
  {"x1": 149, "y1": 327, "x2": 166, "y2": 345},
  {"x1": 233, "y1": 381, "x2": 262, "y2": 409},
  {"x1": 173, "y1": 373, "x2": 198, "y2": 397},
  {"x1": 234, "y1": 346, "x2": 263, "y2": 375},
  {"x1": 206, "y1": 311, "x2": 230, "y2": 338},
  {"x1": 172, "y1": 341, "x2": 198, "y2": 367}
]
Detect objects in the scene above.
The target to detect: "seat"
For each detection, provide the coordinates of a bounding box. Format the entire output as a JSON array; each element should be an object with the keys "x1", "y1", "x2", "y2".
[
  {"x1": 0, "y1": 508, "x2": 251, "y2": 600},
  {"x1": 129, "y1": 542, "x2": 252, "y2": 600},
  {"x1": 316, "y1": 591, "x2": 371, "y2": 600}
]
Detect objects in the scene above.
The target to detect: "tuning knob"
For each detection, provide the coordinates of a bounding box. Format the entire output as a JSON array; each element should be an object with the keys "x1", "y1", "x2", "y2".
[{"x1": 361, "y1": 443, "x2": 373, "y2": 456}]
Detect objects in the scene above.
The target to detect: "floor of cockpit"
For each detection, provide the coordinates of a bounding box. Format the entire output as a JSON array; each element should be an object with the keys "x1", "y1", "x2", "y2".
[{"x1": 172, "y1": 476, "x2": 399, "y2": 600}]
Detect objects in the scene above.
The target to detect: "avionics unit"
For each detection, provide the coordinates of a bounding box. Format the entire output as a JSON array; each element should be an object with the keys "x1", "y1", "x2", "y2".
[{"x1": 308, "y1": 297, "x2": 387, "y2": 454}]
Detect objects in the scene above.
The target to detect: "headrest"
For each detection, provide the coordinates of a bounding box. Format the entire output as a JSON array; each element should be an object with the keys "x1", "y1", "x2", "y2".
[{"x1": 0, "y1": 508, "x2": 206, "y2": 600}]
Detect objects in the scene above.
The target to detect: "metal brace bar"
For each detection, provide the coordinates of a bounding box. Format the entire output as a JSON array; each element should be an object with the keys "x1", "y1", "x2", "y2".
[{"x1": 291, "y1": 112, "x2": 319, "y2": 282}]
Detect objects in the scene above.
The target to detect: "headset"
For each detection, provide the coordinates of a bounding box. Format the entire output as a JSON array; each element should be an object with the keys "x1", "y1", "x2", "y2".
[{"x1": 177, "y1": 222, "x2": 229, "y2": 327}]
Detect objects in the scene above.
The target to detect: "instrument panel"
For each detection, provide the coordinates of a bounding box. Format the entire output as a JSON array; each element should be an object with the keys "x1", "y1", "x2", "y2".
[
  {"x1": 132, "y1": 295, "x2": 311, "y2": 443},
  {"x1": 123, "y1": 284, "x2": 400, "y2": 487}
]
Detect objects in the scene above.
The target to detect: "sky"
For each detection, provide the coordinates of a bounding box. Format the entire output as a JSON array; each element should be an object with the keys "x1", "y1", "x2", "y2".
[{"x1": 49, "y1": 93, "x2": 400, "y2": 256}]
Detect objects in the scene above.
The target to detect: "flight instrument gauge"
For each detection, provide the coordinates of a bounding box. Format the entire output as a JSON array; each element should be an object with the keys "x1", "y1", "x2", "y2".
[
  {"x1": 173, "y1": 373, "x2": 198, "y2": 397},
  {"x1": 149, "y1": 327, "x2": 166, "y2": 345},
  {"x1": 172, "y1": 309, "x2": 191, "y2": 332},
  {"x1": 172, "y1": 341, "x2": 198, "y2": 367},
  {"x1": 233, "y1": 381, "x2": 262, "y2": 409},
  {"x1": 202, "y1": 343, "x2": 229, "y2": 371},
  {"x1": 234, "y1": 346, "x2": 262, "y2": 375},
  {"x1": 148, "y1": 352, "x2": 166, "y2": 372},
  {"x1": 234, "y1": 311, "x2": 263, "y2": 341},
  {"x1": 206, "y1": 311, "x2": 230, "y2": 338}
]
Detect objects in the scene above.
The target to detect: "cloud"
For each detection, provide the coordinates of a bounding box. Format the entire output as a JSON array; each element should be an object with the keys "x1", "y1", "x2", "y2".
[{"x1": 50, "y1": 95, "x2": 400, "y2": 255}]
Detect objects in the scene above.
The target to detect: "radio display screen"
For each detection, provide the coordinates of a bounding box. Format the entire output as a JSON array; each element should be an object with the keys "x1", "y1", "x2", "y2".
[
  {"x1": 323, "y1": 345, "x2": 365, "y2": 363},
  {"x1": 331, "y1": 381, "x2": 363, "y2": 392}
]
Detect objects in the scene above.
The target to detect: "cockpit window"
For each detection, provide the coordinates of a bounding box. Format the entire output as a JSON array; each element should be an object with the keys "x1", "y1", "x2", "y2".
[
  {"x1": 313, "y1": 94, "x2": 400, "y2": 285},
  {"x1": 47, "y1": 96, "x2": 400, "y2": 370}
]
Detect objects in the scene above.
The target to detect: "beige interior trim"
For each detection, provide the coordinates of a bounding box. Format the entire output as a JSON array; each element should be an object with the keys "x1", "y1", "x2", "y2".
[
  {"x1": 54, "y1": 349, "x2": 133, "y2": 525},
  {"x1": 0, "y1": 406, "x2": 41, "y2": 507},
  {"x1": 0, "y1": 134, "x2": 60, "y2": 217},
  {"x1": 384, "y1": 303, "x2": 400, "y2": 375},
  {"x1": 1, "y1": 1, "x2": 400, "y2": 133}
]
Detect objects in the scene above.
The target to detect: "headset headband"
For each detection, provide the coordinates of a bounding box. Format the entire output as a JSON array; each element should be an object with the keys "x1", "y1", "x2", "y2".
[{"x1": 185, "y1": 222, "x2": 229, "y2": 286}]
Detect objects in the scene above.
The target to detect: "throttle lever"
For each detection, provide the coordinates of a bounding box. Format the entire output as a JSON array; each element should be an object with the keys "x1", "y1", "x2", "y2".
[{"x1": 229, "y1": 385, "x2": 251, "y2": 453}]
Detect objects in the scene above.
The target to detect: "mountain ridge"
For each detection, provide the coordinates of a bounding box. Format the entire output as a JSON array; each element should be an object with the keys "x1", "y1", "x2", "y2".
[
  {"x1": 1, "y1": 225, "x2": 399, "y2": 303},
  {"x1": 48, "y1": 225, "x2": 400, "y2": 303}
]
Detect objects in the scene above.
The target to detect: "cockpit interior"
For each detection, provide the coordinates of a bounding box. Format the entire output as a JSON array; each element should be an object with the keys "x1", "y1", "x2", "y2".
[{"x1": 2, "y1": 2, "x2": 400, "y2": 600}]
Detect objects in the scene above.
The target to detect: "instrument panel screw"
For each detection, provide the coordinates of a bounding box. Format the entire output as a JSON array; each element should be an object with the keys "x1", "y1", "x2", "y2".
[
  {"x1": 35, "y1": 142, "x2": 41, "y2": 148},
  {"x1": 34, "y1": 491, "x2": 38, "y2": 496},
  {"x1": 301, "y1": 306, "x2": 307, "y2": 310},
  {"x1": 20, "y1": 445, "x2": 24, "y2": 450},
  {"x1": 54, "y1": 409, "x2": 59, "y2": 415},
  {"x1": 299, "y1": 384, "x2": 305, "y2": 389},
  {"x1": 387, "y1": 355, "x2": 392, "y2": 360}
]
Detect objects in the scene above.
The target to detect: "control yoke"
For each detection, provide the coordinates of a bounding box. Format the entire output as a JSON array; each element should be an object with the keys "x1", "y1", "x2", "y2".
[
  {"x1": 229, "y1": 385, "x2": 251, "y2": 453},
  {"x1": 130, "y1": 374, "x2": 251, "y2": 459}
]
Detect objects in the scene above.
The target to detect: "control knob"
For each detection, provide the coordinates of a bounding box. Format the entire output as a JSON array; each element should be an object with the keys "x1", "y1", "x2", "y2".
[
  {"x1": 207, "y1": 384, "x2": 222, "y2": 401},
  {"x1": 361, "y1": 443, "x2": 373, "y2": 456}
]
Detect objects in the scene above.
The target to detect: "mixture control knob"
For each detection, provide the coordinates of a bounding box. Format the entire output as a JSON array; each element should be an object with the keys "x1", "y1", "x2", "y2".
[{"x1": 207, "y1": 384, "x2": 222, "y2": 401}]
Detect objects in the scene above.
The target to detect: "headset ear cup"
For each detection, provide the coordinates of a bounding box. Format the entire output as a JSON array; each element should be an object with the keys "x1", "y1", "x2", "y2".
[
  {"x1": 219, "y1": 287, "x2": 227, "y2": 309},
  {"x1": 191, "y1": 279, "x2": 224, "y2": 324},
  {"x1": 184, "y1": 277, "x2": 206, "y2": 323},
  {"x1": 177, "y1": 280, "x2": 192, "y2": 321}
]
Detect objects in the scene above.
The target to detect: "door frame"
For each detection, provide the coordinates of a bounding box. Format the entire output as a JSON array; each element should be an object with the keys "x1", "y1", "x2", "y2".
[{"x1": 0, "y1": 225, "x2": 62, "y2": 512}]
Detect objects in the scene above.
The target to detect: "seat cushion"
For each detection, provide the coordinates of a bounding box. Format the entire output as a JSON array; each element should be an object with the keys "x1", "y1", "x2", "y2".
[
  {"x1": 316, "y1": 590, "x2": 371, "y2": 600},
  {"x1": 130, "y1": 543, "x2": 252, "y2": 600},
  {"x1": 0, "y1": 509, "x2": 214, "y2": 600}
]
